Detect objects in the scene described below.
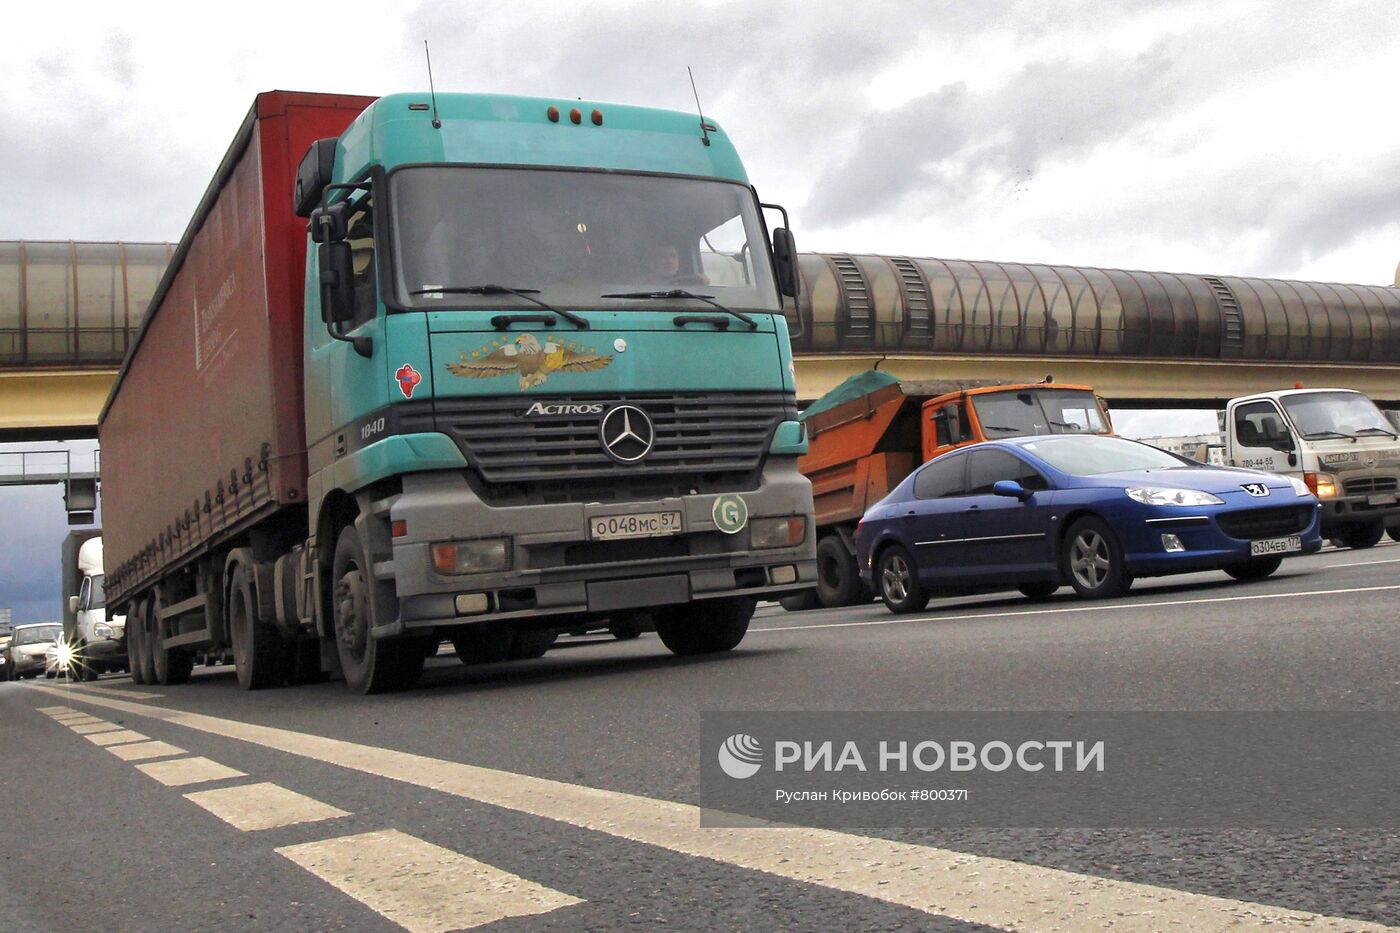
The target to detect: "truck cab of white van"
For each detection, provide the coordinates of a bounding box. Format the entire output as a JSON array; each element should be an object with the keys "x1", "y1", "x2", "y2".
[
  {"x1": 68, "y1": 537, "x2": 127, "y2": 680},
  {"x1": 1225, "y1": 388, "x2": 1400, "y2": 549}
]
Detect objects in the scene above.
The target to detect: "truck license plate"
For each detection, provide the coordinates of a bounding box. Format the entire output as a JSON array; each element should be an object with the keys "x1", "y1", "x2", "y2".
[
  {"x1": 1367, "y1": 493, "x2": 1397, "y2": 506},
  {"x1": 589, "y1": 511, "x2": 683, "y2": 541},
  {"x1": 1250, "y1": 535, "x2": 1301, "y2": 556}
]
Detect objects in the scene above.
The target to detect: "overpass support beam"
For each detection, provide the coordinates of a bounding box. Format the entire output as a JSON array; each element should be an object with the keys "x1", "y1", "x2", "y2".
[{"x1": 0, "y1": 369, "x2": 115, "y2": 441}]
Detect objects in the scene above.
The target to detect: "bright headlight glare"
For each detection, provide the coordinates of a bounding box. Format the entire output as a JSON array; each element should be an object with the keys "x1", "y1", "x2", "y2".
[
  {"x1": 431, "y1": 538, "x2": 510, "y2": 575},
  {"x1": 1287, "y1": 476, "x2": 1311, "y2": 497},
  {"x1": 1125, "y1": 486, "x2": 1224, "y2": 507}
]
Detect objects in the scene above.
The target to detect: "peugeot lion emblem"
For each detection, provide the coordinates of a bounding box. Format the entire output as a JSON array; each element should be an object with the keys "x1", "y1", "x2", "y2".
[
  {"x1": 600, "y1": 405, "x2": 655, "y2": 463},
  {"x1": 1241, "y1": 483, "x2": 1269, "y2": 497}
]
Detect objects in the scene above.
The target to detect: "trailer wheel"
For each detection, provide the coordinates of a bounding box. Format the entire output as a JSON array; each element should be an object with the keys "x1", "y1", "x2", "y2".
[
  {"x1": 654, "y1": 597, "x2": 755, "y2": 656},
  {"x1": 126, "y1": 604, "x2": 147, "y2": 684},
  {"x1": 815, "y1": 536, "x2": 865, "y2": 607},
  {"x1": 228, "y1": 564, "x2": 284, "y2": 690},
  {"x1": 1336, "y1": 522, "x2": 1384, "y2": 550},
  {"x1": 137, "y1": 601, "x2": 158, "y2": 685},
  {"x1": 150, "y1": 594, "x2": 195, "y2": 686},
  {"x1": 332, "y1": 527, "x2": 425, "y2": 694}
]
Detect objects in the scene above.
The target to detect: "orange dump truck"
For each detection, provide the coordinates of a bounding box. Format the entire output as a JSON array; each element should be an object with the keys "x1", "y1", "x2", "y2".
[{"x1": 790, "y1": 371, "x2": 1113, "y2": 608}]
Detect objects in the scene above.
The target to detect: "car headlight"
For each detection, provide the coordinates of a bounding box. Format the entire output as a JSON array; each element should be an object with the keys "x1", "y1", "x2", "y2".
[
  {"x1": 1125, "y1": 486, "x2": 1224, "y2": 507},
  {"x1": 750, "y1": 516, "x2": 807, "y2": 549},
  {"x1": 1286, "y1": 475, "x2": 1311, "y2": 497},
  {"x1": 94, "y1": 624, "x2": 113, "y2": 639},
  {"x1": 430, "y1": 538, "x2": 511, "y2": 575}
]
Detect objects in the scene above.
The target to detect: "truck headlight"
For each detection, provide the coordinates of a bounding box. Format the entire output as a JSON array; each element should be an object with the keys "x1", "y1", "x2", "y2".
[
  {"x1": 94, "y1": 624, "x2": 113, "y2": 639},
  {"x1": 1287, "y1": 475, "x2": 1311, "y2": 497},
  {"x1": 750, "y1": 516, "x2": 806, "y2": 548},
  {"x1": 1125, "y1": 487, "x2": 1224, "y2": 507},
  {"x1": 431, "y1": 538, "x2": 510, "y2": 575},
  {"x1": 1303, "y1": 472, "x2": 1337, "y2": 498}
]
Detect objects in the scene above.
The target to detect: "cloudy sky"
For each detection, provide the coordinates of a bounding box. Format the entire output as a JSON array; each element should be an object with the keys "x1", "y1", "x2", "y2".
[{"x1": 2, "y1": 0, "x2": 1397, "y2": 621}]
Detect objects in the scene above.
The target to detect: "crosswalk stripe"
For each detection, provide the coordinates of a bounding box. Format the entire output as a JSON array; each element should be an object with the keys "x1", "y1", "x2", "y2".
[
  {"x1": 84, "y1": 729, "x2": 149, "y2": 746},
  {"x1": 108, "y1": 740, "x2": 187, "y2": 762},
  {"x1": 276, "y1": 829, "x2": 583, "y2": 932},
  {"x1": 54, "y1": 714, "x2": 103, "y2": 725},
  {"x1": 185, "y1": 782, "x2": 349, "y2": 832},
  {"x1": 53, "y1": 683, "x2": 163, "y2": 700},
  {"x1": 70, "y1": 722, "x2": 123, "y2": 734},
  {"x1": 134, "y1": 757, "x2": 246, "y2": 787},
  {"x1": 37, "y1": 705, "x2": 75, "y2": 714},
  {"x1": 32, "y1": 686, "x2": 1392, "y2": 932}
]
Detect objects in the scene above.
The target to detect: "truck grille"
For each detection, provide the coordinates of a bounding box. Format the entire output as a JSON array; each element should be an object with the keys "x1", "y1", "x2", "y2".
[
  {"x1": 1216, "y1": 506, "x2": 1314, "y2": 540},
  {"x1": 435, "y1": 392, "x2": 796, "y2": 488},
  {"x1": 1344, "y1": 476, "x2": 1398, "y2": 496}
]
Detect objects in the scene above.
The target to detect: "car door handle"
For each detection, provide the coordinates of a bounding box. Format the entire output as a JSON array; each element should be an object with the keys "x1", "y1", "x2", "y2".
[{"x1": 966, "y1": 504, "x2": 980, "y2": 511}]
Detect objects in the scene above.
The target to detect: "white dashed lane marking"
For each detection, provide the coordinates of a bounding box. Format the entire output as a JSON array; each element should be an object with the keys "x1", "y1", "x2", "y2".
[
  {"x1": 134, "y1": 756, "x2": 246, "y2": 787},
  {"x1": 34, "y1": 686, "x2": 1394, "y2": 933},
  {"x1": 277, "y1": 829, "x2": 584, "y2": 932},
  {"x1": 185, "y1": 782, "x2": 349, "y2": 832},
  {"x1": 84, "y1": 729, "x2": 149, "y2": 747},
  {"x1": 107, "y1": 740, "x2": 187, "y2": 762},
  {"x1": 71, "y1": 722, "x2": 123, "y2": 735}
]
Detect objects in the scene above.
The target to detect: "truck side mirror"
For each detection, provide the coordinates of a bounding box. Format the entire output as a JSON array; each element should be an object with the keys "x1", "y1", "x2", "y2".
[
  {"x1": 771, "y1": 228, "x2": 800, "y2": 299},
  {"x1": 294, "y1": 138, "x2": 338, "y2": 218},
  {"x1": 68, "y1": 596, "x2": 80, "y2": 613},
  {"x1": 309, "y1": 201, "x2": 351, "y2": 244},
  {"x1": 319, "y1": 241, "x2": 356, "y2": 325},
  {"x1": 942, "y1": 403, "x2": 963, "y2": 444}
]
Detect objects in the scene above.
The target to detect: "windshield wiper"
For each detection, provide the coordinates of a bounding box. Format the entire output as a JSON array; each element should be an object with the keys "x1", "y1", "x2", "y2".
[
  {"x1": 980, "y1": 425, "x2": 1023, "y2": 435},
  {"x1": 601, "y1": 289, "x2": 759, "y2": 331},
  {"x1": 1301, "y1": 430, "x2": 1354, "y2": 440},
  {"x1": 1356, "y1": 426, "x2": 1399, "y2": 438},
  {"x1": 410, "y1": 284, "x2": 589, "y2": 329}
]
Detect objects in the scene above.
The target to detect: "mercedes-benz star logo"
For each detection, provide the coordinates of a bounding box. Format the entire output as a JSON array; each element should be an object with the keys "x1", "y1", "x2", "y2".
[{"x1": 600, "y1": 405, "x2": 655, "y2": 463}]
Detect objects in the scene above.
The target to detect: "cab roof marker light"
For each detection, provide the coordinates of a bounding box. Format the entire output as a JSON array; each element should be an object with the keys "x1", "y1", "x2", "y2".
[
  {"x1": 591, "y1": 109, "x2": 604, "y2": 126},
  {"x1": 569, "y1": 107, "x2": 582, "y2": 125},
  {"x1": 547, "y1": 105, "x2": 560, "y2": 123},
  {"x1": 408, "y1": 103, "x2": 430, "y2": 111}
]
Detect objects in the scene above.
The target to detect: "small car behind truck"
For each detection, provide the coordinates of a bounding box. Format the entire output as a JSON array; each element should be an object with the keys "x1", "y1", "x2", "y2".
[{"x1": 4, "y1": 624, "x2": 62, "y2": 680}]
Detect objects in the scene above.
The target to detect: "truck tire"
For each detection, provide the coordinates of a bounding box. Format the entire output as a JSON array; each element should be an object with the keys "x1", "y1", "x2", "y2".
[
  {"x1": 1224, "y1": 556, "x2": 1283, "y2": 581},
  {"x1": 451, "y1": 626, "x2": 513, "y2": 664},
  {"x1": 77, "y1": 642, "x2": 101, "y2": 681},
  {"x1": 150, "y1": 595, "x2": 195, "y2": 686},
  {"x1": 1389, "y1": 527, "x2": 1400, "y2": 543},
  {"x1": 127, "y1": 603, "x2": 148, "y2": 685},
  {"x1": 137, "y1": 601, "x2": 158, "y2": 685},
  {"x1": 332, "y1": 526, "x2": 425, "y2": 694},
  {"x1": 509, "y1": 630, "x2": 556, "y2": 660},
  {"x1": 778, "y1": 590, "x2": 821, "y2": 612},
  {"x1": 816, "y1": 536, "x2": 865, "y2": 607},
  {"x1": 876, "y1": 545, "x2": 929, "y2": 614},
  {"x1": 1062, "y1": 517, "x2": 1133, "y2": 599},
  {"x1": 654, "y1": 597, "x2": 755, "y2": 656},
  {"x1": 1336, "y1": 522, "x2": 1384, "y2": 550},
  {"x1": 228, "y1": 563, "x2": 284, "y2": 690},
  {"x1": 609, "y1": 611, "x2": 646, "y2": 640}
]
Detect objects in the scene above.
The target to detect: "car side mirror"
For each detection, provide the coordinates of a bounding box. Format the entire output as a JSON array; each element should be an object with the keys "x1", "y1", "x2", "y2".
[
  {"x1": 68, "y1": 596, "x2": 80, "y2": 613},
  {"x1": 993, "y1": 480, "x2": 1031, "y2": 501}
]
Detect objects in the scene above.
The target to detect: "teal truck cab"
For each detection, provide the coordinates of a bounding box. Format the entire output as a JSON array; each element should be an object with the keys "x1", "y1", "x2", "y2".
[
  {"x1": 102, "y1": 90, "x2": 814, "y2": 695},
  {"x1": 301, "y1": 94, "x2": 816, "y2": 690}
]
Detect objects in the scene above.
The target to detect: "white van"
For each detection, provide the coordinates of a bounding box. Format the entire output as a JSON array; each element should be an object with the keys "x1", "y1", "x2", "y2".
[{"x1": 68, "y1": 537, "x2": 128, "y2": 680}]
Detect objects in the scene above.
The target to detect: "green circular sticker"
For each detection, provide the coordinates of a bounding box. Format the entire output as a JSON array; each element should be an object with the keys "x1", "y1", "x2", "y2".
[{"x1": 712, "y1": 494, "x2": 749, "y2": 535}]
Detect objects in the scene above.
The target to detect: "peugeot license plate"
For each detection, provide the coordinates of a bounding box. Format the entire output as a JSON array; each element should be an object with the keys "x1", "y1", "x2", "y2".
[
  {"x1": 589, "y1": 510, "x2": 683, "y2": 541},
  {"x1": 1250, "y1": 535, "x2": 1301, "y2": 556}
]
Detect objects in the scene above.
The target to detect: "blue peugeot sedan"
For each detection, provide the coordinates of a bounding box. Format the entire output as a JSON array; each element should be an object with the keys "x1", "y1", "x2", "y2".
[{"x1": 855, "y1": 435, "x2": 1322, "y2": 613}]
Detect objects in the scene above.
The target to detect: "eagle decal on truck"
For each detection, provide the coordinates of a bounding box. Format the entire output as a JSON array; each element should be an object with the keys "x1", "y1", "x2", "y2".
[{"x1": 446, "y1": 333, "x2": 613, "y2": 390}]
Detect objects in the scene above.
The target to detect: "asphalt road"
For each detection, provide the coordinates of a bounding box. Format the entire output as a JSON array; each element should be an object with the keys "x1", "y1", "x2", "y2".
[{"x1": 2, "y1": 542, "x2": 1398, "y2": 932}]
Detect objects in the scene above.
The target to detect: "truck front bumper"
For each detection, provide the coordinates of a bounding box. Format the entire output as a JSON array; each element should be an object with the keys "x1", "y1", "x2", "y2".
[
  {"x1": 1317, "y1": 495, "x2": 1400, "y2": 533},
  {"x1": 376, "y1": 461, "x2": 817, "y2": 636}
]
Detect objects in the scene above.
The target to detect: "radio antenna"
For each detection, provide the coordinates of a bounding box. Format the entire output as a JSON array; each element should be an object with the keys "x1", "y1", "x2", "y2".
[
  {"x1": 424, "y1": 40, "x2": 442, "y2": 129},
  {"x1": 687, "y1": 66, "x2": 714, "y2": 147}
]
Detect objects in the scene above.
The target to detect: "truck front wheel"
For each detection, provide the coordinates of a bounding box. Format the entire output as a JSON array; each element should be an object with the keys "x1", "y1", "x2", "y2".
[
  {"x1": 654, "y1": 597, "x2": 755, "y2": 656},
  {"x1": 1389, "y1": 527, "x2": 1400, "y2": 543},
  {"x1": 332, "y1": 527, "x2": 426, "y2": 694},
  {"x1": 816, "y1": 536, "x2": 867, "y2": 607},
  {"x1": 1336, "y1": 522, "x2": 1384, "y2": 550}
]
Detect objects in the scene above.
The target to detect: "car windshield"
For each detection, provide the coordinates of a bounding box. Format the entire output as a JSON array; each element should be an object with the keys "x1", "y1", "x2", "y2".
[
  {"x1": 13, "y1": 625, "x2": 60, "y2": 646},
  {"x1": 973, "y1": 389, "x2": 1109, "y2": 437},
  {"x1": 391, "y1": 167, "x2": 780, "y2": 313},
  {"x1": 1019, "y1": 436, "x2": 1193, "y2": 475},
  {"x1": 1281, "y1": 391, "x2": 1394, "y2": 438}
]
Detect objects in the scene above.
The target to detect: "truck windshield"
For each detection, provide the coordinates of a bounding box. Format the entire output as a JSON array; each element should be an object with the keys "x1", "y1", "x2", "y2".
[
  {"x1": 1281, "y1": 391, "x2": 1396, "y2": 439},
  {"x1": 390, "y1": 167, "x2": 780, "y2": 313},
  {"x1": 89, "y1": 575, "x2": 106, "y2": 610},
  {"x1": 973, "y1": 389, "x2": 1109, "y2": 437}
]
